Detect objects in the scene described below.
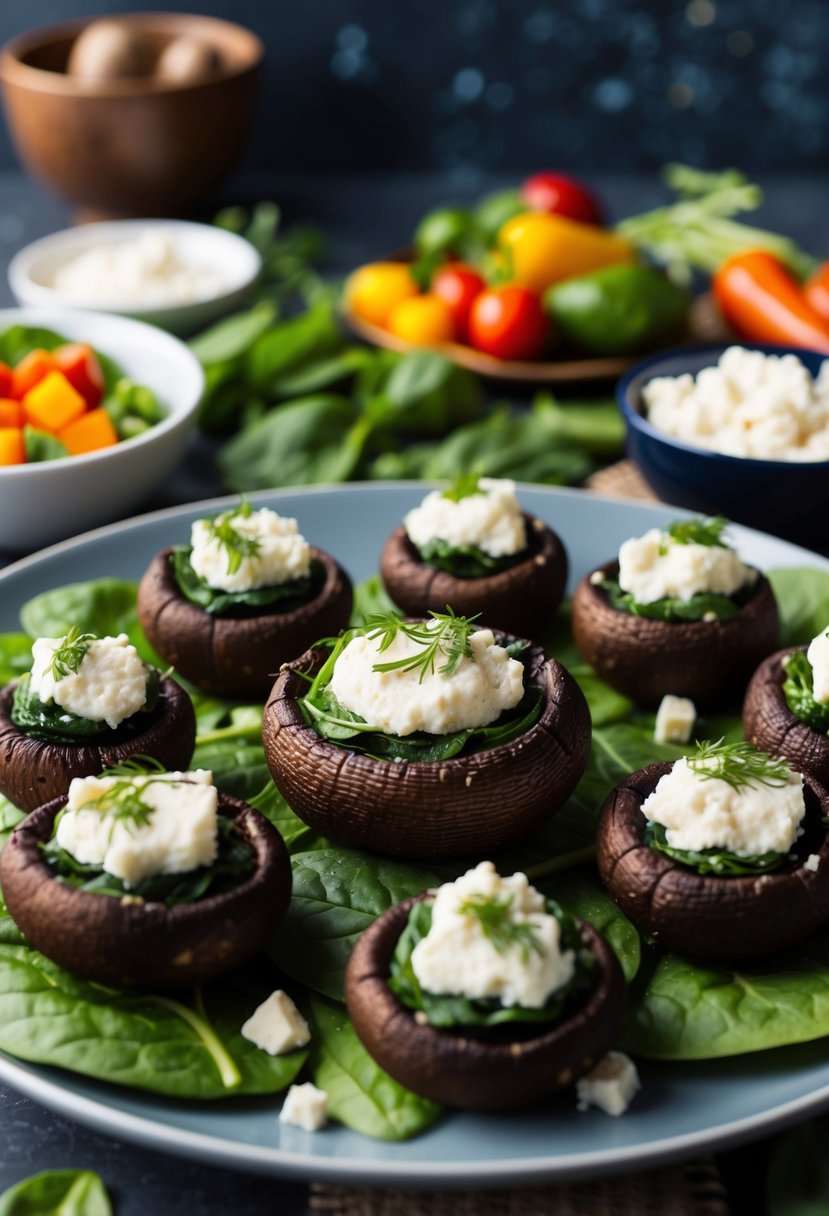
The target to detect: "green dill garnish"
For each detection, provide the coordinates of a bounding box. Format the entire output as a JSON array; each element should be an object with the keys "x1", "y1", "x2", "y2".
[
  {"x1": 665, "y1": 516, "x2": 730, "y2": 549},
  {"x1": 82, "y1": 758, "x2": 173, "y2": 836},
  {"x1": 457, "y1": 892, "x2": 542, "y2": 961},
  {"x1": 205, "y1": 498, "x2": 260, "y2": 575},
  {"x1": 48, "y1": 626, "x2": 96, "y2": 680},
  {"x1": 687, "y1": 738, "x2": 791, "y2": 791},
  {"x1": 442, "y1": 473, "x2": 483, "y2": 503},
  {"x1": 367, "y1": 608, "x2": 478, "y2": 681},
  {"x1": 98, "y1": 756, "x2": 167, "y2": 779}
]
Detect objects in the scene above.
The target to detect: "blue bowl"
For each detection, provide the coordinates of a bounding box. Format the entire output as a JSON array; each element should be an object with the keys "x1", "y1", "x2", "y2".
[{"x1": 617, "y1": 343, "x2": 829, "y2": 551}]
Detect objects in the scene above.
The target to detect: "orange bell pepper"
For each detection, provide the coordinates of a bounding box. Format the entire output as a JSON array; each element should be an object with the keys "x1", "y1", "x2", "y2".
[
  {"x1": 0, "y1": 428, "x2": 24, "y2": 465},
  {"x1": 59, "y1": 408, "x2": 118, "y2": 456},
  {"x1": 0, "y1": 399, "x2": 22, "y2": 428},
  {"x1": 23, "y1": 371, "x2": 87, "y2": 433},
  {"x1": 712, "y1": 250, "x2": 829, "y2": 352},
  {"x1": 497, "y1": 212, "x2": 636, "y2": 294},
  {"x1": 53, "y1": 343, "x2": 105, "y2": 409},
  {"x1": 11, "y1": 349, "x2": 56, "y2": 400},
  {"x1": 804, "y1": 262, "x2": 829, "y2": 327}
]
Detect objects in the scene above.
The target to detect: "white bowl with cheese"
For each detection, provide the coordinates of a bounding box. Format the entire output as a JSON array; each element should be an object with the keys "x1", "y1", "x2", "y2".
[
  {"x1": 8, "y1": 219, "x2": 261, "y2": 335},
  {"x1": 0, "y1": 306, "x2": 203, "y2": 552}
]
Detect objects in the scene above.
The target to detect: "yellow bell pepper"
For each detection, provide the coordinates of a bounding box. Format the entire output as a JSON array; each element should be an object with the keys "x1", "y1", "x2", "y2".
[{"x1": 498, "y1": 212, "x2": 636, "y2": 293}]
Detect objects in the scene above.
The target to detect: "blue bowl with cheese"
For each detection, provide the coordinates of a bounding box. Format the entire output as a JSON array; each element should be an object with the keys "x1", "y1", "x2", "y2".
[{"x1": 617, "y1": 343, "x2": 829, "y2": 551}]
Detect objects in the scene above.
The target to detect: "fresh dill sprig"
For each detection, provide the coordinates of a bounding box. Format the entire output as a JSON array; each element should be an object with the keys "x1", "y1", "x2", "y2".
[
  {"x1": 687, "y1": 738, "x2": 791, "y2": 791},
  {"x1": 367, "y1": 608, "x2": 478, "y2": 681},
  {"x1": 442, "y1": 473, "x2": 482, "y2": 503},
  {"x1": 206, "y1": 498, "x2": 260, "y2": 575},
  {"x1": 86, "y1": 757, "x2": 169, "y2": 835},
  {"x1": 48, "y1": 626, "x2": 96, "y2": 681},
  {"x1": 666, "y1": 516, "x2": 730, "y2": 549},
  {"x1": 99, "y1": 755, "x2": 167, "y2": 779},
  {"x1": 458, "y1": 892, "x2": 542, "y2": 962}
]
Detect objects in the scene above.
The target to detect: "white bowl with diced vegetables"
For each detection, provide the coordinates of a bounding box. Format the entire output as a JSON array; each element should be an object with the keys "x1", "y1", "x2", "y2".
[{"x1": 0, "y1": 307, "x2": 203, "y2": 552}]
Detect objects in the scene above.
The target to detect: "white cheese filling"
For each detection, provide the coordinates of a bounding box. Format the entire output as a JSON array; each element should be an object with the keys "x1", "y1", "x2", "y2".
[
  {"x1": 29, "y1": 633, "x2": 149, "y2": 729},
  {"x1": 653, "y1": 695, "x2": 696, "y2": 744},
  {"x1": 241, "y1": 991, "x2": 311, "y2": 1056},
  {"x1": 328, "y1": 625, "x2": 525, "y2": 736},
  {"x1": 576, "y1": 1051, "x2": 640, "y2": 1116},
  {"x1": 56, "y1": 770, "x2": 218, "y2": 888},
  {"x1": 642, "y1": 345, "x2": 829, "y2": 461},
  {"x1": 189, "y1": 505, "x2": 311, "y2": 593},
  {"x1": 641, "y1": 756, "x2": 805, "y2": 856},
  {"x1": 404, "y1": 478, "x2": 527, "y2": 558},
  {"x1": 410, "y1": 861, "x2": 575, "y2": 1009},
  {"x1": 279, "y1": 1082, "x2": 329, "y2": 1131},
  {"x1": 617, "y1": 528, "x2": 755, "y2": 605},
  {"x1": 807, "y1": 627, "x2": 829, "y2": 704}
]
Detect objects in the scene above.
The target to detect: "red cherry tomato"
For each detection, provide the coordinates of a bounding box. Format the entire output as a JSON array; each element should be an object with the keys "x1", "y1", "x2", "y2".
[
  {"x1": 468, "y1": 286, "x2": 548, "y2": 361},
  {"x1": 431, "y1": 263, "x2": 486, "y2": 340},
  {"x1": 520, "y1": 172, "x2": 603, "y2": 226}
]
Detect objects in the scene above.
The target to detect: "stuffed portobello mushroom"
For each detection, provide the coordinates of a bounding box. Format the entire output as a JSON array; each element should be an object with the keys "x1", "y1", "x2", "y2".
[
  {"x1": 743, "y1": 628, "x2": 829, "y2": 787},
  {"x1": 572, "y1": 516, "x2": 779, "y2": 707},
  {"x1": 597, "y1": 741, "x2": 829, "y2": 962},
  {"x1": 0, "y1": 628, "x2": 195, "y2": 812},
  {"x1": 344, "y1": 862, "x2": 627, "y2": 1111},
  {"x1": 0, "y1": 764, "x2": 292, "y2": 989},
  {"x1": 137, "y1": 500, "x2": 353, "y2": 699},
  {"x1": 379, "y1": 478, "x2": 568, "y2": 638},
  {"x1": 263, "y1": 610, "x2": 590, "y2": 860}
]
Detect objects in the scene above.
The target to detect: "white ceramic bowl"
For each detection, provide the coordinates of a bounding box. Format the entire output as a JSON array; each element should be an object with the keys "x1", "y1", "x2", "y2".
[
  {"x1": 0, "y1": 307, "x2": 203, "y2": 552},
  {"x1": 8, "y1": 219, "x2": 262, "y2": 335}
]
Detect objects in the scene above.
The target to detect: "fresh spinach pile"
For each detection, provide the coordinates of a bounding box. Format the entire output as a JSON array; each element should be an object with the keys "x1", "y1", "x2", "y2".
[
  {"x1": 602, "y1": 579, "x2": 747, "y2": 623},
  {"x1": 782, "y1": 648, "x2": 829, "y2": 734},
  {"x1": 1, "y1": 567, "x2": 829, "y2": 1133},
  {"x1": 414, "y1": 537, "x2": 521, "y2": 579},
  {"x1": 170, "y1": 548, "x2": 319, "y2": 616},
  {"x1": 10, "y1": 667, "x2": 160, "y2": 743},
  {"x1": 644, "y1": 820, "x2": 785, "y2": 877},
  {"x1": 0, "y1": 1170, "x2": 112, "y2": 1216}
]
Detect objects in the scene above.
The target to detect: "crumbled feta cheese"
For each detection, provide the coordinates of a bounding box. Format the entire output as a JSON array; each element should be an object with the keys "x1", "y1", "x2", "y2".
[
  {"x1": 57, "y1": 771, "x2": 218, "y2": 887},
  {"x1": 654, "y1": 695, "x2": 696, "y2": 744},
  {"x1": 29, "y1": 633, "x2": 149, "y2": 729},
  {"x1": 807, "y1": 627, "x2": 829, "y2": 704},
  {"x1": 329, "y1": 625, "x2": 524, "y2": 736},
  {"x1": 189, "y1": 506, "x2": 311, "y2": 593},
  {"x1": 641, "y1": 756, "x2": 805, "y2": 856},
  {"x1": 410, "y1": 861, "x2": 575, "y2": 1009},
  {"x1": 279, "y1": 1083, "x2": 329, "y2": 1131},
  {"x1": 642, "y1": 345, "x2": 829, "y2": 461},
  {"x1": 404, "y1": 478, "x2": 527, "y2": 558},
  {"x1": 805, "y1": 853, "x2": 821, "y2": 873},
  {"x1": 52, "y1": 229, "x2": 228, "y2": 307},
  {"x1": 576, "y1": 1051, "x2": 640, "y2": 1116},
  {"x1": 241, "y1": 991, "x2": 311, "y2": 1056},
  {"x1": 617, "y1": 527, "x2": 755, "y2": 604}
]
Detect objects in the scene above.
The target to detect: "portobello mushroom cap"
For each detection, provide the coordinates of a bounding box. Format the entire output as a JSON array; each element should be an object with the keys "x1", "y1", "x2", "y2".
[
  {"x1": 596, "y1": 760, "x2": 829, "y2": 962},
  {"x1": 743, "y1": 647, "x2": 829, "y2": 787},
  {"x1": 0, "y1": 676, "x2": 196, "y2": 813},
  {"x1": 571, "y1": 560, "x2": 779, "y2": 707},
  {"x1": 262, "y1": 634, "x2": 591, "y2": 860},
  {"x1": 344, "y1": 892, "x2": 626, "y2": 1111},
  {"x1": 379, "y1": 514, "x2": 568, "y2": 638},
  {"x1": 0, "y1": 791, "x2": 292, "y2": 989},
  {"x1": 136, "y1": 546, "x2": 353, "y2": 699}
]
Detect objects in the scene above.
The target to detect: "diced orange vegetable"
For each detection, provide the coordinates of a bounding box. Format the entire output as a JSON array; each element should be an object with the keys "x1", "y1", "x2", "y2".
[
  {"x1": 53, "y1": 343, "x2": 105, "y2": 409},
  {"x1": 0, "y1": 363, "x2": 13, "y2": 398},
  {"x1": 0, "y1": 428, "x2": 24, "y2": 465},
  {"x1": 23, "y1": 371, "x2": 87, "y2": 433},
  {"x1": 0, "y1": 399, "x2": 22, "y2": 428},
  {"x1": 59, "y1": 408, "x2": 118, "y2": 456},
  {"x1": 11, "y1": 349, "x2": 56, "y2": 400}
]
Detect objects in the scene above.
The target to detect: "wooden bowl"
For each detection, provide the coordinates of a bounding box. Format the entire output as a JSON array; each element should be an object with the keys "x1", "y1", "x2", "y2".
[{"x1": 0, "y1": 14, "x2": 262, "y2": 218}]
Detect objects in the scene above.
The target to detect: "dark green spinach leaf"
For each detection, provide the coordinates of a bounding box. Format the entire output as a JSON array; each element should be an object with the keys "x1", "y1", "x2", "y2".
[
  {"x1": 602, "y1": 578, "x2": 741, "y2": 622},
  {"x1": 170, "y1": 548, "x2": 316, "y2": 616},
  {"x1": 782, "y1": 648, "x2": 829, "y2": 734},
  {"x1": 644, "y1": 820, "x2": 785, "y2": 876},
  {"x1": 0, "y1": 1169, "x2": 112, "y2": 1216}
]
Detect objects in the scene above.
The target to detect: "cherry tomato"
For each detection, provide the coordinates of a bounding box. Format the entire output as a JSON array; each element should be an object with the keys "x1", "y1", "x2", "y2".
[
  {"x1": 344, "y1": 262, "x2": 419, "y2": 328},
  {"x1": 431, "y1": 264, "x2": 485, "y2": 340},
  {"x1": 520, "y1": 172, "x2": 603, "y2": 226},
  {"x1": 468, "y1": 286, "x2": 548, "y2": 361},
  {"x1": 387, "y1": 294, "x2": 456, "y2": 346}
]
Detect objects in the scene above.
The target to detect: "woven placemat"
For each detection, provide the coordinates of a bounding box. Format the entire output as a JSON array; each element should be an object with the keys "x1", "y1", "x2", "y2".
[
  {"x1": 586, "y1": 459, "x2": 658, "y2": 502},
  {"x1": 309, "y1": 1156, "x2": 730, "y2": 1216}
]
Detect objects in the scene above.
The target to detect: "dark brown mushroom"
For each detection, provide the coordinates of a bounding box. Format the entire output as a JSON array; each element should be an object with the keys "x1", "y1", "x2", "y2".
[
  {"x1": 0, "y1": 791, "x2": 292, "y2": 989},
  {"x1": 743, "y1": 647, "x2": 829, "y2": 787},
  {"x1": 596, "y1": 761, "x2": 829, "y2": 962},
  {"x1": 571, "y1": 560, "x2": 779, "y2": 707},
  {"x1": 0, "y1": 676, "x2": 196, "y2": 813},
  {"x1": 136, "y1": 546, "x2": 353, "y2": 699},
  {"x1": 344, "y1": 892, "x2": 626, "y2": 1111},
  {"x1": 262, "y1": 634, "x2": 591, "y2": 861},
  {"x1": 379, "y1": 514, "x2": 568, "y2": 639}
]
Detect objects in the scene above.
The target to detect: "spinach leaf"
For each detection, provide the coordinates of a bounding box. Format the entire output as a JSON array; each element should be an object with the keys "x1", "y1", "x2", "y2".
[
  {"x1": 0, "y1": 1169, "x2": 111, "y2": 1216},
  {"x1": 769, "y1": 568, "x2": 829, "y2": 648},
  {"x1": 767, "y1": 1116, "x2": 829, "y2": 1216},
  {"x1": 22, "y1": 426, "x2": 68, "y2": 463},
  {"x1": 349, "y1": 575, "x2": 398, "y2": 626},
  {"x1": 247, "y1": 302, "x2": 342, "y2": 394},
  {"x1": 0, "y1": 797, "x2": 26, "y2": 853},
  {"x1": 531, "y1": 393, "x2": 625, "y2": 458},
  {"x1": 415, "y1": 536, "x2": 521, "y2": 579},
  {"x1": 190, "y1": 300, "x2": 277, "y2": 366},
  {"x1": 20, "y1": 579, "x2": 138, "y2": 640},
  {"x1": 170, "y1": 548, "x2": 316, "y2": 616},
  {"x1": 369, "y1": 351, "x2": 482, "y2": 436},
  {"x1": 267, "y1": 848, "x2": 438, "y2": 1000},
  {"x1": 0, "y1": 634, "x2": 33, "y2": 685},
  {"x1": 644, "y1": 820, "x2": 785, "y2": 876},
  {"x1": 192, "y1": 701, "x2": 269, "y2": 800},
  {"x1": 782, "y1": 648, "x2": 829, "y2": 734},
  {"x1": 602, "y1": 578, "x2": 741, "y2": 623},
  {"x1": 308, "y1": 992, "x2": 442, "y2": 1140},
  {"x1": 268, "y1": 346, "x2": 373, "y2": 398},
  {"x1": 536, "y1": 871, "x2": 641, "y2": 982},
  {"x1": 10, "y1": 669, "x2": 160, "y2": 744},
  {"x1": 621, "y1": 936, "x2": 829, "y2": 1059},
  {"x1": 247, "y1": 782, "x2": 327, "y2": 853},
  {"x1": 568, "y1": 723, "x2": 688, "y2": 823}
]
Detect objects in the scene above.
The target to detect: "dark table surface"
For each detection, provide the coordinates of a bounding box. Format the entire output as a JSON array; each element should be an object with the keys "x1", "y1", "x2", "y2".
[{"x1": 0, "y1": 168, "x2": 825, "y2": 1214}]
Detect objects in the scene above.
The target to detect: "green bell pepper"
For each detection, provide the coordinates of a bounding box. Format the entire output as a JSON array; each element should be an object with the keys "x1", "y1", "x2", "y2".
[{"x1": 544, "y1": 264, "x2": 691, "y2": 356}]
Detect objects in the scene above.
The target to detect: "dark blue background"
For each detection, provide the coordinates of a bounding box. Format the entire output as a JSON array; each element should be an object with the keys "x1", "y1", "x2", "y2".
[{"x1": 0, "y1": 0, "x2": 827, "y2": 176}]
